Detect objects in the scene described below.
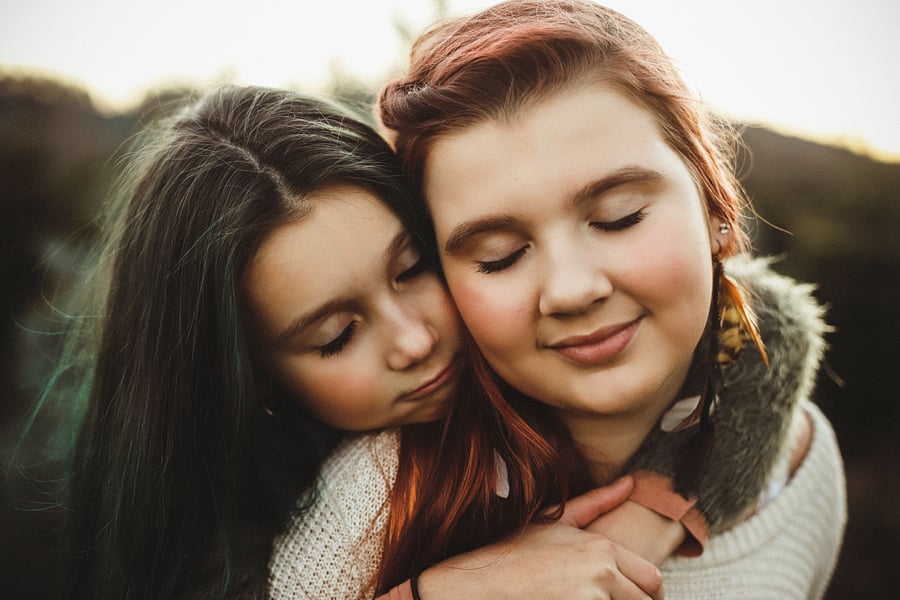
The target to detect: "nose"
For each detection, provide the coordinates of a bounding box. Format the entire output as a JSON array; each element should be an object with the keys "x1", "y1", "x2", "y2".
[
  {"x1": 538, "y1": 236, "x2": 612, "y2": 316},
  {"x1": 383, "y1": 299, "x2": 440, "y2": 371}
]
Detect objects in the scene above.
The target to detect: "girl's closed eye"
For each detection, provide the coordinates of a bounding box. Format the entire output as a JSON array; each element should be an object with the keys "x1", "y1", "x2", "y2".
[
  {"x1": 318, "y1": 321, "x2": 357, "y2": 358},
  {"x1": 591, "y1": 209, "x2": 646, "y2": 232},
  {"x1": 397, "y1": 246, "x2": 430, "y2": 282},
  {"x1": 476, "y1": 246, "x2": 527, "y2": 274}
]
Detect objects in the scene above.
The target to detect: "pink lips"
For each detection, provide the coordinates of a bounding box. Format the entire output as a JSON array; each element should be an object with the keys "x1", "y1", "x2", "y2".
[
  {"x1": 549, "y1": 318, "x2": 641, "y2": 366},
  {"x1": 400, "y1": 358, "x2": 459, "y2": 402}
]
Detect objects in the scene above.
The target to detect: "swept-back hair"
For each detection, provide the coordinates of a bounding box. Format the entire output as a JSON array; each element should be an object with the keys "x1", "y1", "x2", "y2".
[
  {"x1": 376, "y1": 0, "x2": 753, "y2": 588},
  {"x1": 52, "y1": 84, "x2": 426, "y2": 599}
]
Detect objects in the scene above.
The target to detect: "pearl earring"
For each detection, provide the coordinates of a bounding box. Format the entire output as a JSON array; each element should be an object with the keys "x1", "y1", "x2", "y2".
[{"x1": 718, "y1": 222, "x2": 730, "y2": 235}]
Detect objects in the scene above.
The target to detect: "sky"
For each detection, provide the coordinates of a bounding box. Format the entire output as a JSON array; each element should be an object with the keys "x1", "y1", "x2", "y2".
[{"x1": 2, "y1": 0, "x2": 898, "y2": 161}]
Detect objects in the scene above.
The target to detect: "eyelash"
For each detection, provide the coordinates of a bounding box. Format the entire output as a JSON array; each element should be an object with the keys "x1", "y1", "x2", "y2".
[
  {"x1": 397, "y1": 254, "x2": 429, "y2": 282},
  {"x1": 316, "y1": 249, "x2": 429, "y2": 358},
  {"x1": 474, "y1": 210, "x2": 645, "y2": 274},
  {"x1": 591, "y1": 209, "x2": 646, "y2": 231},
  {"x1": 476, "y1": 246, "x2": 527, "y2": 274},
  {"x1": 319, "y1": 321, "x2": 356, "y2": 358}
]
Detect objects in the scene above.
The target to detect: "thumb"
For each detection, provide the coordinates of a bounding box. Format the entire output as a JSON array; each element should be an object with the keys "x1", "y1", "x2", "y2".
[{"x1": 560, "y1": 475, "x2": 634, "y2": 528}]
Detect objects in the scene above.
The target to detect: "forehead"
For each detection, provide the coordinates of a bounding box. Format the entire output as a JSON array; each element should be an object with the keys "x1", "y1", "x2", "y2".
[
  {"x1": 422, "y1": 82, "x2": 670, "y2": 213},
  {"x1": 256, "y1": 184, "x2": 397, "y2": 267},
  {"x1": 243, "y1": 186, "x2": 400, "y2": 335}
]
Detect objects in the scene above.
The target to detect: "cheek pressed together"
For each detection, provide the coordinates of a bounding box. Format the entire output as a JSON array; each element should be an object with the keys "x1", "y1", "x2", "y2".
[
  {"x1": 243, "y1": 185, "x2": 463, "y2": 432},
  {"x1": 423, "y1": 82, "x2": 718, "y2": 468}
]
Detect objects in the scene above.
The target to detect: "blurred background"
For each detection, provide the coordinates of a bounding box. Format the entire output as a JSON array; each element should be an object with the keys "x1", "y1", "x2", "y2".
[{"x1": 1, "y1": 1, "x2": 897, "y2": 597}]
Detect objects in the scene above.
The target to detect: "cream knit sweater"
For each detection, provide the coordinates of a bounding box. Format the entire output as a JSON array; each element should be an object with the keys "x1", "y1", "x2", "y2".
[
  {"x1": 269, "y1": 429, "x2": 400, "y2": 600},
  {"x1": 268, "y1": 401, "x2": 845, "y2": 600},
  {"x1": 660, "y1": 401, "x2": 846, "y2": 599}
]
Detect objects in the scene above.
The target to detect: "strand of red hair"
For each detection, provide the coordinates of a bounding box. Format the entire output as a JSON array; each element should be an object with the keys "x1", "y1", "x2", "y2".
[{"x1": 377, "y1": 335, "x2": 573, "y2": 591}]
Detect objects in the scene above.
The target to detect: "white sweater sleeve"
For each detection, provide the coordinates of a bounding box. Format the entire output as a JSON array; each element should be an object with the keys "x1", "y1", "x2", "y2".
[{"x1": 268, "y1": 429, "x2": 400, "y2": 600}]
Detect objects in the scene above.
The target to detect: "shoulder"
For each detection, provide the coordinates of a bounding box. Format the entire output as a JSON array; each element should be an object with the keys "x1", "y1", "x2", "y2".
[
  {"x1": 690, "y1": 257, "x2": 830, "y2": 530},
  {"x1": 318, "y1": 427, "x2": 402, "y2": 491},
  {"x1": 663, "y1": 402, "x2": 846, "y2": 597},
  {"x1": 268, "y1": 429, "x2": 401, "y2": 600}
]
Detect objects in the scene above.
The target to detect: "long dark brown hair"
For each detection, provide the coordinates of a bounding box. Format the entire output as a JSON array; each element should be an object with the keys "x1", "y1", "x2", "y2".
[{"x1": 43, "y1": 84, "x2": 431, "y2": 599}]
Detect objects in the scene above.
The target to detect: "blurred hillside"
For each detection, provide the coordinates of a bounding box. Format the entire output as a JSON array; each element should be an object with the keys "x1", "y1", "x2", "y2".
[
  {"x1": 738, "y1": 125, "x2": 900, "y2": 597},
  {"x1": 1, "y1": 75, "x2": 896, "y2": 597}
]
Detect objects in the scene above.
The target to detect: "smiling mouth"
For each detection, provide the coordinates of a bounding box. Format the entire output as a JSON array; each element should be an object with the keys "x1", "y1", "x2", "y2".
[
  {"x1": 548, "y1": 318, "x2": 642, "y2": 366},
  {"x1": 399, "y1": 358, "x2": 460, "y2": 402}
]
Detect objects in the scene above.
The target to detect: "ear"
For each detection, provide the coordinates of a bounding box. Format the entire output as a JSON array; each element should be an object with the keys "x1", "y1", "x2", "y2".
[{"x1": 709, "y1": 219, "x2": 731, "y2": 257}]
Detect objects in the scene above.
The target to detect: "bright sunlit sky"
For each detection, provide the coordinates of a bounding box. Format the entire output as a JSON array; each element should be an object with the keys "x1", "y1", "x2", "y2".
[{"x1": 2, "y1": 0, "x2": 898, "y2": 160}]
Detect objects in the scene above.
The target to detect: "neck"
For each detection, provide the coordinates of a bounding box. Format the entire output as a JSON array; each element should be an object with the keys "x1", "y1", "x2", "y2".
[
  {"x1": 555, "y1": 363, "x2": 694, "y2": 484},
  {"x1": 559, "y1": 408, "x2": 662, "y2": 483}
]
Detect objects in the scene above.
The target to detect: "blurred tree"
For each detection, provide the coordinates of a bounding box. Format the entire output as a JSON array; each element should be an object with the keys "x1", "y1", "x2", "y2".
[
  {"x1": 325, "y1": 61, "x2": 378, "y2": 123},
  {"x1": 326, "y1": 0, "x2": 450, "y2": 121},
  {"x1": 0, "y1": 76, "x2": 134, "y2": 429},
  {"x1": 0, "y1": 75, "x2": 195, "y2": 598}
]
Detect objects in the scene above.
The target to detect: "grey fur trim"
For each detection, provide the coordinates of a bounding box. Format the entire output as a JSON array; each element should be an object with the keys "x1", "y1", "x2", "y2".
[{"x1": 626, "y1": 256, "x2": 829, "y2": 533}]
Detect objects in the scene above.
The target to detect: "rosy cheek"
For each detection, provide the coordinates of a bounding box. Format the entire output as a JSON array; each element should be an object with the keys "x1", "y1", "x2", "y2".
[
  {"x1": 634, "y1": 241, "x2": 712, "y2": 338},
  {"x1": 635, "y1": 221, "x2": 707, "y2": 283},
  {"x1": 285, "y1": 363, "x2": 380, "y2": 424},
  {"x1": 450, "y1": 278, "x2": 523, "y2": 348},
  {"x1": 329, "y1": 367, "x2": 383, "y2": 405}
]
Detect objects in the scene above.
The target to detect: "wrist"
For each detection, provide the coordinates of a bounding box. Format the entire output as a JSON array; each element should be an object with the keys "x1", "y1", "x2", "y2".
[
  {"x1": 415, "y1": 566, "x2": 451, "y2": 600},
  {"x1": 410, "y1": 570, "x2": 423, "y2": 600},
  {"x1": 629, "y1": 469, "x2": 708, "y2": 556},
  {"x1": 415, "y1": 561, "x2": 497, "y2": 600}
]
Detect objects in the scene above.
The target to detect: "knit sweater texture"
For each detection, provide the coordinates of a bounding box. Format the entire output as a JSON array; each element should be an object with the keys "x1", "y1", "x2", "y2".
[
  {"x1": 268, "y1": 259, "x2": 847, "y2": 598},
  {"x1": 269, "y1": 429, "x2": 399, "y2": 600},
  {"x1": 660, "y1": 401, "x2": 845, "y2": 599}
]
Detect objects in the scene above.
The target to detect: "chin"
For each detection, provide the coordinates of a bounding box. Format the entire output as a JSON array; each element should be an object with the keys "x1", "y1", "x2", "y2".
[{"x1": 410, "y1": 405, "x2": 447, "y2": 426}]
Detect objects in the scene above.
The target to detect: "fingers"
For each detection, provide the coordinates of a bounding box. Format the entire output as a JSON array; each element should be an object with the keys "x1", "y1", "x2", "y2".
[
  {"x1": 559, "y1": 476, "x2": 634, "y2": 528},
  {"x1": 614, "y1": 544, "x2": 665, "y2": 600}
]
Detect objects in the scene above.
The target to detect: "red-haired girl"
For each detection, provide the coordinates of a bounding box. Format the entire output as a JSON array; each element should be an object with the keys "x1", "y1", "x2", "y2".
[{"x1": 371, "y1": 1, "x2": 845, "y2": 597}]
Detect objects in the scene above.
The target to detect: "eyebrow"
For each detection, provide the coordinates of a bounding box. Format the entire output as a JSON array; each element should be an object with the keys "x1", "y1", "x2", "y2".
[
  {"x1": 571, "y1": 166, "x2": 664, "y2": 208},
  {"x1": 276, "y1": 227, "x2": 409, "y2": 344},
  {"x1": 442, "y1": 166, "x2": 664, "y2": 255}
]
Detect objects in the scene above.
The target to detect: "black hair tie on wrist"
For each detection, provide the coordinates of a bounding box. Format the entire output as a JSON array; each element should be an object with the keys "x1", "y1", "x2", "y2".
[{"x1": 410, "y1": 571, "x2": 423, "y2": 600}]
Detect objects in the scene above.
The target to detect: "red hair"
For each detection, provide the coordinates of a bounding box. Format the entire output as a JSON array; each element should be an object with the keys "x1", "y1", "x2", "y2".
[
  {"x1": 376, "y1": 0, "x2": 754, "y2": 589},
  {"x1": 377, "y1": 335, "x2": 582, "y2": 590},
  {"x1": 379, "y1": 0, "x2": 750, "y2": 257}
]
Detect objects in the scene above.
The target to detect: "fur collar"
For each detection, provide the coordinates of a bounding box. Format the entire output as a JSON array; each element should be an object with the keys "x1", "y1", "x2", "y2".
[{"x1": 628, "y1": 256, "x2": 829, "y2": 532}]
